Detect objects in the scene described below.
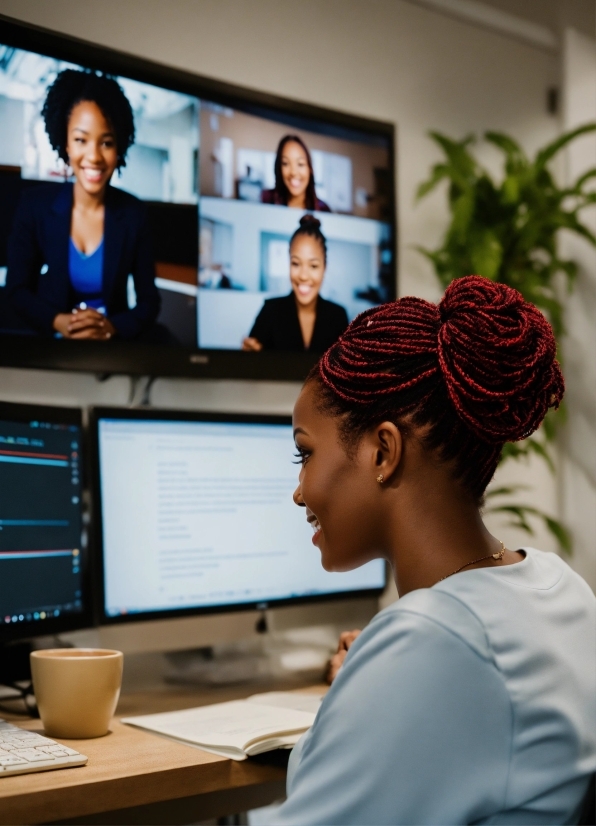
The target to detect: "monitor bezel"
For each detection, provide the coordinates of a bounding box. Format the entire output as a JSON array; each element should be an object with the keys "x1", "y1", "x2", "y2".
[
  {"x1": 89, "y1": 405, "x2": 387, "y2": 626},
  {"x1": 0, "y1": 14, "x2": 398, "y2": 382},
  {"x1": 0, "y1": 400, "x2": 93, "y2": 643}
]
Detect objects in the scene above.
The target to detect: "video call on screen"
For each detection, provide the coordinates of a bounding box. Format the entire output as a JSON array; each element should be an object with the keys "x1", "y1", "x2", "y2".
[{"x1": 0, "y1": 44, "x2": 393, "y2": 353}]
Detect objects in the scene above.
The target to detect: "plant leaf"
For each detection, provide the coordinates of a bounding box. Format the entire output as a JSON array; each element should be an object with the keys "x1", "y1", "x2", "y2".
[
  {"x1": 535, "y1": 123, "x2": 596, "y2": 170},
  {"x1": 568, "y1": 168, "x2": 596, "y2": 192},
  {"x1": 469, "y1": 229, "x2": 503, "y2": 279},
  {"x1": 484, "y1": 485, "x2": 529, "y2": 498},
  {"x1": 486, "y1": 503, "x2": 572, "y2": 554},
  {"x1": 416, "y1": 163, "x2": 451, "y2": 200},
  {"x1": 543, "y1": 517, "x2": 572, "y2": 554}
]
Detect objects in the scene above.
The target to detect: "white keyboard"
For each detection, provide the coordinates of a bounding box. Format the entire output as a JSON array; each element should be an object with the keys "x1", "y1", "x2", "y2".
[{"x1": 0, "y1": 719, "x2": 87, "y2": 777}]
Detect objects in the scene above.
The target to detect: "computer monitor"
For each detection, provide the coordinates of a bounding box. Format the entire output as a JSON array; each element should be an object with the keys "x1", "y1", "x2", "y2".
[
  {"x1": 90, "y1": 407, "x2": 386, "y2": 626},
  {"x1": 0, "y1": 401, "x2": 91, "y2": 643}
]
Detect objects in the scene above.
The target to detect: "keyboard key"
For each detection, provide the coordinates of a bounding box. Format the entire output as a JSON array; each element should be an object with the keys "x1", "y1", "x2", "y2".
[
  {"x1": 12, "y1": 750, "x2": 50, "y2": 761},
  {"x1": 0, "y1": 756, "x2": 29, "y2": 766},
  {"x1": 0, "y1": 720, "x2": 87, "y2": 778}
]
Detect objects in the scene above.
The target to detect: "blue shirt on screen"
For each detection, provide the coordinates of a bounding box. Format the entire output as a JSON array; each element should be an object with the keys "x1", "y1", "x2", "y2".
[
  {"x1": 6, "y1": 183, "x2": 160, "y2": 338},
  {"x1": 266, "y1": 547, "x2": 596, "y2": 825},
  {"x1": 69, "y1": 237, "x2": 105, "y2": 312}
]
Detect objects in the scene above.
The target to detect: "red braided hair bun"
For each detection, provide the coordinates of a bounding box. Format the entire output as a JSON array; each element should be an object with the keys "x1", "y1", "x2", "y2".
[
  {"x1": 438, "y1": 276, "x2": 564, "y2": 442},
  {"x1": 319, "y1": 275, "x2": 563, "y2": 447},
  {"x1": 319, "y1": 297, "x2": 441, "y2": 405}
]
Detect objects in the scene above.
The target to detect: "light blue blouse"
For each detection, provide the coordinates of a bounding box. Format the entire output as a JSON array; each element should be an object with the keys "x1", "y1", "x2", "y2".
[{"x1": 267, "y1": 548, "x2": 596, "y2": 825}]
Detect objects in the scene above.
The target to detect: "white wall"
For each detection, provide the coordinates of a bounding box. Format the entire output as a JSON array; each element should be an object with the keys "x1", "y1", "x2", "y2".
[
  {"x1": 560, "y1": 28, "x2": 596, "y2": 589},
  {"x1": 0, "y1": 0, "x2": 574, "y2": 579}
]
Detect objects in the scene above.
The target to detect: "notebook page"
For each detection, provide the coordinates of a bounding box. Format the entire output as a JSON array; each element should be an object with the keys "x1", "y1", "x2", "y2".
[
  {"x1": 122, "y1": 700, "x2": 315, "y2": 754},
  {"x1": 247, "y1": 691, "x2": 324, "y2": 714}
]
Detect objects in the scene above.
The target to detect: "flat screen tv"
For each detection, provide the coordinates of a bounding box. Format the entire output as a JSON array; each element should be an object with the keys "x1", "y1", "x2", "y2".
[{"x1": 0, "y1": 15, "x2": 396, "y2": 381}]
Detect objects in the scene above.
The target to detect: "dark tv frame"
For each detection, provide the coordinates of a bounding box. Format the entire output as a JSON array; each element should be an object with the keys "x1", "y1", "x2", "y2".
[
  {"x1": 0, "y1": 401, "x2": 93, "y2": 644},
  {"x1": 89, "y1": 406, "x2": 386, "y2": 626},
  {"x1": 0, "y1": 14, "x2": 398, "y2": 382}
]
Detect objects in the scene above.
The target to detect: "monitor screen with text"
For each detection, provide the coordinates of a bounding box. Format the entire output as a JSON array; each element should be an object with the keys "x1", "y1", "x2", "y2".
[
  {"x1": 0, "y1": 402, "x2": 87, "y2": 641},
  {"x1": 95, "y1": 413, "x2": 385, "y2": 619}
]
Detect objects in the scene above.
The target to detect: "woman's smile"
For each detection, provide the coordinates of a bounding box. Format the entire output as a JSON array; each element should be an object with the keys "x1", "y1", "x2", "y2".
[
  {"x1": 280, "y1": 140, "x2": 310, "y2": 202},
  {"x1": 292, "y1": 383, "x2": 385, "y2": 572},
  {"x1": 290, "y1": 235, "x2": 325, "y2": 308},
  {"x1": 67, "y1": 100, "x2": 118, "y2": 197},
  {"x1": 287, "y1": 174, "x2": 307, "y2": 195},
  {"x1": 296, "y1": 282, "x2": 316, "y2": 299},
  {"x1": 307, "y1": 512, "x2": 322, "y2": 545},
  {"x1": 80, "y1": 166, "x2": 107, "y2": 185}
]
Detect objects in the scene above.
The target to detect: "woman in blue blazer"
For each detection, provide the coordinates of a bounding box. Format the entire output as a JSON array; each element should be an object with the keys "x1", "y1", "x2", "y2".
[{"x1": 6, "y1": 69, "x2": 160, "y2": 340}]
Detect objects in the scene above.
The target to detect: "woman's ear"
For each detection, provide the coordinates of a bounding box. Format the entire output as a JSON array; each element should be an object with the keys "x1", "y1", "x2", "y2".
[{"x1": 372, "y1": 421, "x2": 403, "y2": 484}]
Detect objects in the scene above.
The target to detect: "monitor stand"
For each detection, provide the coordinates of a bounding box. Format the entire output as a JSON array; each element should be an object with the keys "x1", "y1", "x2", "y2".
[
  {"x1": 162, "y1": 630, "x2": 333, "y2": 687},
  {"x1": 0, "y1": 641, "x2": 38, "y2": 716}
]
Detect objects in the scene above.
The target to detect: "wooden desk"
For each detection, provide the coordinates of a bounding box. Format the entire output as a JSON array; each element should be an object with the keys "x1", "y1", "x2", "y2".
[{"x1": 0, "y1": 680, "x2": 325, "y2": 825}]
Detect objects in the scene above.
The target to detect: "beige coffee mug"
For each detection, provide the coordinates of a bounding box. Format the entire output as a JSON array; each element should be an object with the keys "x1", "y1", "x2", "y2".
[{"x1": 30, "y1": 649, "x2": 123, "y2": 739}]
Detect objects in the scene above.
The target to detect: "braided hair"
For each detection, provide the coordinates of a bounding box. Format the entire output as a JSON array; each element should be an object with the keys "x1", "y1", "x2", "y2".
[
  {"x1": 311, "y1": 276, "x2": 564, "y2": 501},
  {"x1": 42, "y1": 69, "x2": 135, "y2": 170}
]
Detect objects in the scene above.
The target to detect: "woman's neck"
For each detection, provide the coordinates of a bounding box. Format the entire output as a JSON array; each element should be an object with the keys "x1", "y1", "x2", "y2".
[
  {"x1": 73, "y1": 179, "x2": 106, "y2": 213},
  {"x1": 379, "y1": 447, "x2": 519, "y2": 596},
  {"x1": 287, "y1": 193, "x2": 307, "y2": 209}
]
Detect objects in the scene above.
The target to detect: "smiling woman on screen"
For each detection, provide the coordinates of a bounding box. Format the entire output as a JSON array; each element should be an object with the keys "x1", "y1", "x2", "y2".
[
  {"x1": 262, "y1": 276, "x2": 596, "y2": 826},
  {"x1": 261, "y1": 134, "x2": 331, "y2": 212},
  {"x1": 6, "y1": 69, "x2": 160, "y2": 341},
  {"x1": 243, "y1": 215, "x2": 348, "y2": 352}
]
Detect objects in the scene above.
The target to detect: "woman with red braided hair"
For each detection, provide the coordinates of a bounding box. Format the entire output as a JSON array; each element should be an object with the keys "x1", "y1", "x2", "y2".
[{"x1": 263, "y1": 276, "x2": 595, "y2": 826}]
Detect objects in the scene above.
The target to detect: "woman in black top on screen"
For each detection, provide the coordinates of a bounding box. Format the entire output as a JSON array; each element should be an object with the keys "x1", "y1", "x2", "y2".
[
  {"x1": 6, "y1": 69, "x2": 160, "y2": 340},
  {"x1": 243, "y1": 215, "x2": 348, "y2": 352},
  {"x1": 261, "y1": 135, "x2": 331, "y2": 212}
]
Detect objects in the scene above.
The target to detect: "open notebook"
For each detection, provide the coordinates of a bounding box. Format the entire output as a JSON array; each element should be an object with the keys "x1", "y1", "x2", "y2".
[{"x1": 122, "y1": 691, "x2": 323, "y2": 761}]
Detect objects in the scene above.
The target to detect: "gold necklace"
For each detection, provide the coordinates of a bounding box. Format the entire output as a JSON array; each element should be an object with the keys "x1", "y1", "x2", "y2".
[{"x1": 437, "y1": 541, "x2": 506, "y2": 584}]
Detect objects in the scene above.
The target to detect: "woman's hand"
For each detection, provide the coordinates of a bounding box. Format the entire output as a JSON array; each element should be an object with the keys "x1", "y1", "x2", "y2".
[
  {"x1": 53, "y1": 313, "x2": 76, "y2": 337},
  {"x1": 326, "y1": 629, "x2": 361, "y2": 685},
  {"x1": 242, "y1": 336, "x2": 263, "y2": 351},
  {"x1": 53, "y1": 309, "x2": 116, "y2": 340}
]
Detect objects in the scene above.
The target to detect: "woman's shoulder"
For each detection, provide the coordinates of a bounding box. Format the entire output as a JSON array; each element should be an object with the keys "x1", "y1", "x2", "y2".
[
  {"x1": 317, "y1": 296, "x2": 349, "y2": 321},
  {"x1": 369, "y1": 588, "x2": 491, "y2": 661},
  {"x1": 18, "y1": 182, "x2": 70, "y2": 213},
  {"x1": 377, "y1": 548, "x2": 596, "y2": 663},
  {"x1": 262, "y1": 293, "x2": 295, "y2": 309},
  {"x1": 106, "y1": 185, "x2": 144, "y2": 211},
  {"x1": 255, "y1": 294, "x2": 295, "y2": 324},
  {"x1": 261, "y1": 188, "x2": 280, "y2": 205},
  {"x1": 314, "y1": 198, "x2": 331, "y2": 212}
]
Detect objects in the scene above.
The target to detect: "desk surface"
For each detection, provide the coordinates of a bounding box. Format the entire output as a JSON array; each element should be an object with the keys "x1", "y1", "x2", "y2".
[{"x1": 0, "y1": 680, "x2": 325, "y2": 825}]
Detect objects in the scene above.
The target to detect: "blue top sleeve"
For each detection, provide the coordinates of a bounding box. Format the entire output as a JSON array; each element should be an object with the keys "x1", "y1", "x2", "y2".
[
  {"x1": 260, "y1": 550, "x2": 596, "y2": 826},
  {"x1": 267, "y1": 599, "x2": 512, "y2": 826}
]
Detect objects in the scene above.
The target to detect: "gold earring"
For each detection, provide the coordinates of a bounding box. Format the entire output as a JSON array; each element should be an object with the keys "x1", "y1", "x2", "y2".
[{"x1": 376, "y1": 474, "x2": 384, "y2": 484}]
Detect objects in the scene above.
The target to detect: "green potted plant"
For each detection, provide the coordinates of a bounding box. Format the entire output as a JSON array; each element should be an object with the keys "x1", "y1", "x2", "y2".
[{"x1": 416, "y1": 124, "x2": 596, "y2": 552}]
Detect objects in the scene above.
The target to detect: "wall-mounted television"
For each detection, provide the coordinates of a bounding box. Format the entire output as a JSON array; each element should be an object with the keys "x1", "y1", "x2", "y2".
[{"x1": 0, "y1": 15, "x2": 397, "y2": 381}]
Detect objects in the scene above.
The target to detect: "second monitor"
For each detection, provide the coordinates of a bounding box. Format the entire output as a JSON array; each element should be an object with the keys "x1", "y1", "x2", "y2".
[{"x1": 90, "y1": 408, "x2": 385, "y2": 625}]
